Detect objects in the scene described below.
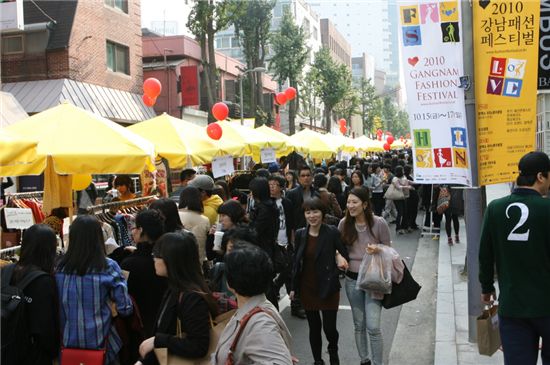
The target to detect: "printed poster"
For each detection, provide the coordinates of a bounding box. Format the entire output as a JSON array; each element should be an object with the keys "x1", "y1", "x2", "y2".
[
  {"x1": 473, "y1": 0, "x2": 540, "y2": 185},
  {"x1": 398, "y1": 1, "x2": 472, "y2": 185}
]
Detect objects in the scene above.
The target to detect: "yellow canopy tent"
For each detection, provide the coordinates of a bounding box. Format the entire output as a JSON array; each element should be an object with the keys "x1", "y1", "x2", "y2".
[
  {"x1": 215, "y1": 121, "x2": 286, "y2": 156},
  {"x1": 353, "y1": 135, "x2": 384, "y2": 152},
  {"x1": 288, "y1": 129, "x2": 338, "y2": 160},
  {"x1": 128, "y1": 113, "x2": 245, "y2": 167},
  {"x1": 254, "y1": 125, "x2": 293, "y2": 157},
  {"x1": 321, "y1": 133, "x2": 357, "y2": 154},
  {"x1": 5, "y1": 102, "x2": 156, "y2": 214},
  {"x1": 0, "y1": 129, "x2": 46, "y2": 176}
]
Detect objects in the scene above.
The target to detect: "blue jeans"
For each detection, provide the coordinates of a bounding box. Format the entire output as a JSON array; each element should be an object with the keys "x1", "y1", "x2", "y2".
[
  {"x1": 344, "y1": 277, "x2": 384, "y2": 365},
  {"x1": 499, "y1": 315, "x2": 550, "y2": 365}
]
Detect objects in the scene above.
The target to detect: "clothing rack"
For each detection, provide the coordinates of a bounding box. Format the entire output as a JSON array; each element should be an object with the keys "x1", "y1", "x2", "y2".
[
  {"x1": 6, "y1": 191, "x2": 44, "y2": 199},
  {"x1": 0, "y1": 245, "x2": 21, "y2": 258},
  {"x1": 86, "y1": 195, "x2": 155, "y2": 213}
]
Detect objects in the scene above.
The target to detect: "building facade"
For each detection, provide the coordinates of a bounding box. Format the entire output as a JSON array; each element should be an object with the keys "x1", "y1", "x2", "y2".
[
  {"x1": 351, "y1": 53, "x2": 375, "y2": 87},
  {"x1": 308, "y1": 0, "x2": 399, "y2": 85},
  {"x1": 1, "y1": 0, "x2": 153, "y2": 124},
  {"x1": 142, "y1": 33, "x2": 277, "y2": 126},
  {"x1": 319, "y1": 18, "x2": 351, "y2": 68}
]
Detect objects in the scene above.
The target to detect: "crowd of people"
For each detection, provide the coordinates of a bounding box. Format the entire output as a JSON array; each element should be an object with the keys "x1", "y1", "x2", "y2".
[{"x1": 14, "y1": 148, "x2": 546, "y2": 365}]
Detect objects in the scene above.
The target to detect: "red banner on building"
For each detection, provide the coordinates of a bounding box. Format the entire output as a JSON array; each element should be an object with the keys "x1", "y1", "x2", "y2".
[{"x1": 180, "y1": 66, "x2": 199, "y2": 106}]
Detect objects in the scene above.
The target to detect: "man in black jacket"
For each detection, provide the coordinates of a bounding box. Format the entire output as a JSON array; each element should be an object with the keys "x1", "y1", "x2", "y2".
[
  {"x1": 285, "y1": 165, "x2": 319, "y2": 319},
  {"x1": 269, "y1": 176, "x2": 293, "y2": 294},
  {"x1": 286, "y1": 165, "x2": 320, "y2": 230}
]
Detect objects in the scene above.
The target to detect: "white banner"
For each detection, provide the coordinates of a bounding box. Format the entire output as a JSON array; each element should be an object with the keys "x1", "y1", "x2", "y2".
[
  {"x1": 212, "y1": 155, "x2": 234, "y2": 178},
  {"x1": 260, "y1": 148, "x2": 276, "y2": 164},
  {"x1": 4, "y1": 208, "x2": 34, "y2": 229},
  {"x1": 398, "y1": 1, "x2": 472, "y2": 186}
]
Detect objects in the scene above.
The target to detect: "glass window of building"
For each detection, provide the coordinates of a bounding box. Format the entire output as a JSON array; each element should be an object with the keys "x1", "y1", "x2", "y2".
[{"x1": 106, "y1": 41, "x2": 130, "y2": 75}]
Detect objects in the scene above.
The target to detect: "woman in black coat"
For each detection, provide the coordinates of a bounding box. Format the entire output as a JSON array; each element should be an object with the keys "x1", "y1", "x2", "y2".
[
  {"x1": 1, "y1": 224, "x2": 59, "y2": 365},
  {"x1": 290, "y1": 198, "x2": 349, "y2": 365},
  {"x1": 137, "y1": 232, "x2": 218, "y2": 365}
]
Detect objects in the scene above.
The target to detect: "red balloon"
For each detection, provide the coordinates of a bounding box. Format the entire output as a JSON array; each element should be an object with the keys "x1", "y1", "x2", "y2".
[
  {"x1": 377, "y1": 129, "x2": 383, "y2": 135},
  {"x1": 275, "y1": 92, "x2": 288, "y2": 105},
  {"x1": 284, "y1": 87, "x2": 297, "y2": 100},
  {"x1": 142, "y1": 94, "x2": 156, "y2": 107},
  {"x1": 339, "y1": 125, "x2": 347, "y2": 134},
  {"x1": 387, "y1": 136, "x2": 395, "y2": 145},
  {"x1": 206, "y1": 123, "x2": 223, "y2": 140},
  {"x1": 338, "y1": 118, "x2": 347, "y2": 127},
  {"x1": 143, "y1": 78, "x2": 162, "y2": 98},
  {"x1": 212, "y1": 102, "x2": 229, "y2": 121},
  {"x1": 383, "y1": 143, "x2": 391, "y2": 151},
  {"x1": 377, "y1": 134, "x2": 382, "y2": 141}
]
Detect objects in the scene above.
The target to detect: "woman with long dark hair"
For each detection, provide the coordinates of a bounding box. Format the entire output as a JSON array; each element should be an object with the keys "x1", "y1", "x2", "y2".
[
  {"x1": 328, "y1": 176, "x2": 346, "y2": 212},
  {"x1": 248, "y1": 177, "x2": 280, "y2": 308},
  {"x1": 291, "y1": 198, "x2": 349, "y2": 365},
  {"x1": 285, "y1": 170, "x2": 298, "y2": 190},
  {"x1": 338, "y1": 187, "x2": 391, "y2": 365},
  {"x1": 56, "y1": 215, "x2": 133, "y2": 365},
  {"x1": 149, "y1": 198, "x2": 184, "y2": 233},
  {"x1": 136, "y1": 232, "x2": 217, "y2": 365},
  {"x1": 1, "y1": 224, "x2": 59, "y2": 365},
  {"x1": 350, "y1": 170, "x2": 364, "y2": 189},
  {"x1": 178, "y1": 186, "x2": 210, "y2": 263},
  {"x1": 121, "y1": 209, "x2": 167, "y2": 336}
]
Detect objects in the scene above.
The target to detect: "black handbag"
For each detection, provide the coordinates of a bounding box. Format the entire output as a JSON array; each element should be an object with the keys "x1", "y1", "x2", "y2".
[{"x1": 382, "y1": 260, "x2": 421, "y2": 309}]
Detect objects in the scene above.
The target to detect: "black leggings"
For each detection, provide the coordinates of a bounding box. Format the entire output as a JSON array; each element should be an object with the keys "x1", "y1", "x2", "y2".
[
  {"x1": 444, "y1": 211, "x2": 460, "y2": 237},
  {"x1": 305, "y1": 310, "x2": 339, "y2": 361}
]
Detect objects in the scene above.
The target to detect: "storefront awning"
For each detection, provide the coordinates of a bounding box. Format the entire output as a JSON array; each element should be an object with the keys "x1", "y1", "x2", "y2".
[
  {"x1": 0, "y1": 91, "x2": 29, "y2": 127},
  {"x1": 2, "y1": 79, "x2": 156, "y2": 124}
]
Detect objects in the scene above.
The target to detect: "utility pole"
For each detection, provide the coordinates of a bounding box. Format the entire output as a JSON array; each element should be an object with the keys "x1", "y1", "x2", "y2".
[{"x1": 461, "y1": 0, "x2": 486, "y2": 343}]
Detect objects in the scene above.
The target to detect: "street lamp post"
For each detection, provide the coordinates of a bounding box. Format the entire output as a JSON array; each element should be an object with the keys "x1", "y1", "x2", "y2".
[{"x1": 239, "y1": 67, "x2": 266, "y2": 125}]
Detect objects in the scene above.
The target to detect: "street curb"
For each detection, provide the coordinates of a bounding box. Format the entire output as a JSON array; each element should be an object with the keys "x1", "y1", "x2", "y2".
[
  {"x1": 434, "y1": 235, "x2": 458, "y2": 365},
  {"x1": 388, "y1": 233, "x2": 438, "y2": 365}
]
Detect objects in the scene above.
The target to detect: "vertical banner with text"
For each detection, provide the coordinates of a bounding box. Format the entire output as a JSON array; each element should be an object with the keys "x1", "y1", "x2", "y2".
[
  {"x1": 398, "y1": 1, "x2": 472, "y2": 186},
  {"x1": 473, "y1": 0, "x2": 540, "y2": 185}
]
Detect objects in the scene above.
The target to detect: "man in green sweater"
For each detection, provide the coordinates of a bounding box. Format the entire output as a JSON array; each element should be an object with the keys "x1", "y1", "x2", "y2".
[{"x1": 479, "y1": 151, "x2": 550, "y2": 365}]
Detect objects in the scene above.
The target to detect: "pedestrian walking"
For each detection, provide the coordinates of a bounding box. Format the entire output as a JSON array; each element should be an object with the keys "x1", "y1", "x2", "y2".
[
  {"x1": 440, "y1": 185, "x2": 463, "y2": 245},
  {"x1": 390, "y1": 166, "x2": 414, "y2": 234},
  {"x1": 369, "y1": 164, "x2": 385, "y2": 217},
  {"x1": 339, "y1": 187, "x2": 392, "y2": 365},
  {"x1": 404, "y1": 165, "x2": 419, "y2": 231},
  {"x1": 291, "y1": 197, "x2": 349, "y2": 365},
  {"x1": 479, "y1": 151, "x2": 550, "y2": 365}
]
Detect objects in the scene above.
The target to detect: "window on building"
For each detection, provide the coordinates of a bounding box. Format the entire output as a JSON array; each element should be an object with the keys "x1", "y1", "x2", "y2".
[
  {"x1": 106, "y1": 41, "x2": 129, "y2": 75},
  {"x1": 1, "y1": 35, "x2": 24, "y2": 54},
  {"x1": 231, "y1": 36, "x2": 240, "y2": 48},
  {"x1": 313, "y1": 27, "x2": 318, "y2": 40},
  {"x1": 104, "y1": 0, "x2": 128, "y2": 13}
]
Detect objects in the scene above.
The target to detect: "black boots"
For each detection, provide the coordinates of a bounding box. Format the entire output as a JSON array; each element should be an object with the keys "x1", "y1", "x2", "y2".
[{"x1": 313, "y1": 361, "x2": 325, "y2": 365}]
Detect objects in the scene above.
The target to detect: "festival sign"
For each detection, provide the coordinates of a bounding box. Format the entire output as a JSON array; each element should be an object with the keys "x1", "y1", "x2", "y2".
[
  {"x1": 398, "y1": 1, "x2": 472, "y2": 185},
  {"x1": 473, "y1": 1, "x2": 540, "y2": 185}
]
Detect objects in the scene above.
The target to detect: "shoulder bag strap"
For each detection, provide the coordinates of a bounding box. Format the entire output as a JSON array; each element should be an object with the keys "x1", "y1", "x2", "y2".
[{"x1": 226, "y1": 307, "x2": 267, "y2": 364}]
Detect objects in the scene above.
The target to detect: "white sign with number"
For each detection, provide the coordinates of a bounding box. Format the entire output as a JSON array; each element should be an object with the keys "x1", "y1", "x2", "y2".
[
  {"x1": 4, "y1": 208, "x2": 34, "y2": 229},
  {"x1": 260, "y1": 148, "x2": 276, "y2": 164},
  {"x1": 212, "y1": 155, "x2": 235, "y2": 178}
]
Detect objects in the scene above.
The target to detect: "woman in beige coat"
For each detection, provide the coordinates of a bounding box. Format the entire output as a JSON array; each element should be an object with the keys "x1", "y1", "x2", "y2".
[
  {"x1": 178, "y1": 186, "x2": 210, "y2": 263},
  {"x1": 213, "y1": 242, "x2": 293, "y2": 365}
]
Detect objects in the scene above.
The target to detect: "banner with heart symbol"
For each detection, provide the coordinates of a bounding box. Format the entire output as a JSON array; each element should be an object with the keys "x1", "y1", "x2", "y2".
[
  {"x1": 473, "y1": 1, "x2": 540, "y2": 185},
  {"x1": 397, "y1": 0, "x2": 472, "y2": 186}
]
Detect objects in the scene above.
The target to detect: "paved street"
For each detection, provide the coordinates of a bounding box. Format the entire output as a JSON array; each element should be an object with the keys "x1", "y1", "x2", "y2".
[{"x1": 278, "y1": 219, "x2": 428, "y2": 365}]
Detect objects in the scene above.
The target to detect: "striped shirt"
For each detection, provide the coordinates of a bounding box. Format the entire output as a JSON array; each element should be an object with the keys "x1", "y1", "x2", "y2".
[{"x1": 56, "y1": 258, "x2": 133, "y2": 364}]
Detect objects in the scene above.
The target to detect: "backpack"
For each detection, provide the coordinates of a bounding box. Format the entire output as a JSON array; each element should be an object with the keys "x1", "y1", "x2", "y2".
[
  {"x1": 1, "y1": 264, "x2": 48, "y2": 363},
  {"x1": 436, "y1": 187, "x2": 451, "y2": 215}
]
